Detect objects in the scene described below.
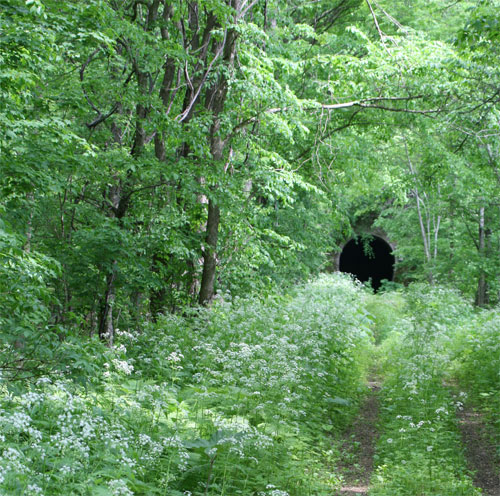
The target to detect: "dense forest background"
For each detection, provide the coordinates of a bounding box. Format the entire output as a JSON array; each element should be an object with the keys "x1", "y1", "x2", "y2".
[{"x1": 1, "y1": 0, "x2": 500, "y2": 357}]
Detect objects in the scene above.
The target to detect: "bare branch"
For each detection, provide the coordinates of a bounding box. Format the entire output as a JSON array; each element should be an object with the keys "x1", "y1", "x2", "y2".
[
  {"x1": 372, "y1": 0, "x2": 408, "y2": 32},
  {"x1": 265, "y1": 94, "x2": 428, "y2": 114},
  {"x1": 239, "y1": 0, "x2": 259, "y2": 19},
  {"x1": 226, "y1": 95, "x2": 435, "y2": 148},
  {"x1": 268, "y1": 95, "x2": 439, "y2": 116}
]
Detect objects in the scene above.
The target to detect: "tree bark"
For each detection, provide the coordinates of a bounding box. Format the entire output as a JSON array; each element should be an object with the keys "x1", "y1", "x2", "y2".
[{"x1": 197, "y1": 0, "x2": 241, "y2": 304}]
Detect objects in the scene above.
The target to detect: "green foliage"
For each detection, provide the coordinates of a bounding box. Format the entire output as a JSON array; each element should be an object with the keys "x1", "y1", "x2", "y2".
[
  {"x1": 364, "y1": 290, "x2": 405, "y2": 343},
  {"x1": 4, "y1": 0, "x2": 499, "y2": 318},
  {"x1": 1, "y1": 0, "x2": 500, "y2": 491},
  {"x1": 458, "y1": 0, "x2": 500, "y2": 46},
  {"x1": 452, "y1": 309, "x2": 500, "y2": 436},
  {"x1": 0, "y1": 218, "x2": 63, "y2": 381}
]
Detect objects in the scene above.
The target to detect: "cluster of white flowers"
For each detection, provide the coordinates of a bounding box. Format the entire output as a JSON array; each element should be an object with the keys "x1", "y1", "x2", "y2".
[
  {"x1": 108, "y1": 479, "x2": 134, "y2": 496},
  {"x1": 114, "y1": 344, "x2": 127, "y2": 354},
  {"x1": 35, "y1": 377, "x2": 52, "y2": 386},
  {"x1": 258, "y1": 484, "x2": 290, "y2": 496},
  {"x1": 7, "y1": 411, "x2": 32, "y2": 430},
  {"x1": 0, "y1": 274, "x2": 378, "y2": 495},
  {"x1": 167, "y1": 351, "x2": 184, "y2": 363},
  {"x1": 111, "y1": 358, "x2": 134, "y2": 375},
  {"x1": 115, "y1": 328, "x2": 137, "y2": 342},
  {"x1": 26, "y1": 483, "x2": 43, "y2": 495}
]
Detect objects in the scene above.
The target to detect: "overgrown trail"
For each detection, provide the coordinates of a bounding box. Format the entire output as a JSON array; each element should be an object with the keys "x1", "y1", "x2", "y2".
[
  {"x1": 335, "y1": 380, "x2": 380, "y2": 495},
  {"x1": 457, "y1": 406, "x2": 500, "y2": 496}
]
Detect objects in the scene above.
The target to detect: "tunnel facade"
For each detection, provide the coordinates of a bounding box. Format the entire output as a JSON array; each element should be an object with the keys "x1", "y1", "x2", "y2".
[{"x1": 338, "y1": 235, "x2": 395, "y2": 292}]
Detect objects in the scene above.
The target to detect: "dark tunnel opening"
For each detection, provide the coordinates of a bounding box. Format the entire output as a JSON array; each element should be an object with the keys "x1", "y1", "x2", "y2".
[{"x1": 339, "y1": 236, "x2": 395, "y2": 292}]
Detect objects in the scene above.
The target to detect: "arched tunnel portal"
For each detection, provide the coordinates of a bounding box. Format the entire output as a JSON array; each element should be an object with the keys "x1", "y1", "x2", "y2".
[{"x1": 339, "y1": 235, "x2": 395, "y2": 292}]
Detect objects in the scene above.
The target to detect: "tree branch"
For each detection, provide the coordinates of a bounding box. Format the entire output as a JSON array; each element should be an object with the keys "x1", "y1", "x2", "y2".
[
  {"x1": 266, "y1": 94, "x2": 430, "y2": 113},
  {"x1": 80, "y1": 47, "x2": 105, "y2": 115},
  {"x1": 228, "y1": 94, "x2": 434, "y2": 140},
  {"x1": 86, "y1": 103, "x2": 120, "y2": 129},
  {"x1": 80, "y1": 46, "x2": 122, "y2": 129},
  {"x1": 365, "y1": 0, "x2": 391, "y2": 55},
  {"x1": 175, "y1": 30, "x2": 228, "y2": 123}
]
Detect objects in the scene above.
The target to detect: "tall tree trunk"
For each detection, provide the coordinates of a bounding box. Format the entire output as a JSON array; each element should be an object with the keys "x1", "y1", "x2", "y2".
[
  {"x1": 98, "y1": 180, "x2": 127, "y2": 345},
  {"x1": 197, "y1": 0, "x2": 240, "y2": 304}
]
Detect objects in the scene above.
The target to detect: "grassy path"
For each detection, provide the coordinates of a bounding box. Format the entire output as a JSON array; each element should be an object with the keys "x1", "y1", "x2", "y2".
[
  {"x1": 335, "y1": 380, "x2": 380, "y2": 496},
  {"x1": 1, "y1": 275, "x2": 498, "y2": 495},
  {"x1": 457, "y1": 405, "x2": 500, "y2": 496},
  {"x1": 335, "y1": 366, "x2": 498, "y2": 496},
  {"x1": 347, "y1": 289, "x2": 485, "y2": 495}
]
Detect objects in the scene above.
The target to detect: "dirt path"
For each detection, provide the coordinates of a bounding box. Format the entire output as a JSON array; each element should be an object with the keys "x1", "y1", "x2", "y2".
[
  {"x1": 457, "y1": 405, "x2": 500, "y2": 496},
  {"x1": 334, "y1": 381, "x2": 380, "y2": 496}
]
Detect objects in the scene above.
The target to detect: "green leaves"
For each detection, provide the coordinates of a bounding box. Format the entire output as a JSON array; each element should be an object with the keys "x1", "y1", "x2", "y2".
[{"x1": 0, "y1": 220, "x2": 62, "y2": 381}]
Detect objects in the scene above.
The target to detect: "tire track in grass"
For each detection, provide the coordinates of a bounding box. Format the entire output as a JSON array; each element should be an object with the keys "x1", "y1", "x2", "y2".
[
  {"x1": 335, "y1": 380, "x2": 380, "y2": 496},
  {"x1": 457, "y1": 405, "x2": 500, "y2": 496}
]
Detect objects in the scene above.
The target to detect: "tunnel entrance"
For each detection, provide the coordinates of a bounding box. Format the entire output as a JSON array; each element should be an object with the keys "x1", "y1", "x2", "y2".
[{"x1": 339, "y1": 235, "x2": 395, "y2": 292}]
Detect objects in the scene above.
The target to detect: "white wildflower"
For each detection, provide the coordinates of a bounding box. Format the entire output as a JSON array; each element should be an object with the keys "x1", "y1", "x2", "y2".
[{"x1": 108, "y1": 479, "x2": 134, "y2": 496}]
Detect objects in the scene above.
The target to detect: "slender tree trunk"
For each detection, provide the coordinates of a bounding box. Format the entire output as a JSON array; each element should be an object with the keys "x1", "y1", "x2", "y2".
[
  {"x1": 407, "y1": 151, "x2": 433, "y2": 283},
  {"x1": 99, "y1": 261, "x2": 117, "y2": 344},
  {"x1": 98, "y1": 180, "x2": 126, "y2": 345},
  {"x1": 475, "y1": 205, "x2": 488, "y2": 307},
  {"x1": 24, "y1": 192, "x2": 34, "y2": 253},
  {"x1": 405, "y1": 140, "x2": 442, "y2": 284}
]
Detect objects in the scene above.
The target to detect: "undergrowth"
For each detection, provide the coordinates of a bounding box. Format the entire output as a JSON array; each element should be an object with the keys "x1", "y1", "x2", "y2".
[
  {"x1": 0, "y1": 274, "x2": 372, "y2": 496},
  {"x1": 2, "y1": 275, "x2": 498, "y2": 495},
  {"x1": 451, "y1": 309, "x2": 500, "y2": 439}
]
